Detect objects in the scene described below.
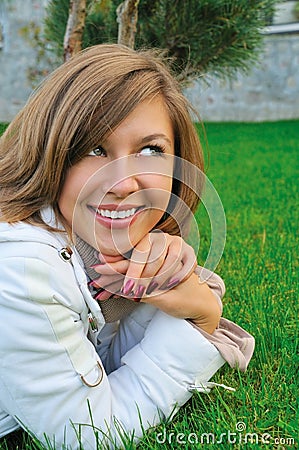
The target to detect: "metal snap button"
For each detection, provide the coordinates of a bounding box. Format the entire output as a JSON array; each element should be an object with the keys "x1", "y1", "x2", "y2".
[{"x1": 58, "y1": 246, "x2": 73, "y2": 261}]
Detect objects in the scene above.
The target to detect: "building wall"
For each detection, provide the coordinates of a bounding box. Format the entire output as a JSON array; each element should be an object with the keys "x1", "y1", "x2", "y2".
[
  {"x1": 0, "y1": 0, "x2": 48, "y2": 122},
  {"x1": 185, "y1": 33, "x2": 299, "y2": 122}
]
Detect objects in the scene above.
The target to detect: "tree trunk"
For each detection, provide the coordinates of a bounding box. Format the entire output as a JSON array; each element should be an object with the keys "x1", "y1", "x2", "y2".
[
  {"x1": 63, "y1": 0, "x2": 87, "y2": 62},
  {"x1": 116, "y1": 0, "x2": 140, "y2": 49}
]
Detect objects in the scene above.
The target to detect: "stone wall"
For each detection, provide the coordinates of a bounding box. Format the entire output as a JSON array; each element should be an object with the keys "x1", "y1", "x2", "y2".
[
  {"x1": 185, "y1": 33, "x2": 299, "y2": 122},
  {"x1": 0, "y1": 0, "x2": 48, "y2": 122}
]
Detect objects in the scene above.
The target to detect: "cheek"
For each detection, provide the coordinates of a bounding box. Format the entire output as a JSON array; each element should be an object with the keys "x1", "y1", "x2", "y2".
[
  {"x1": 145, "y1": 175, "x2": 173, "y2": 209},
  {"x1": 58, "y1": 185, "x2": 76, "y2": 225},
  {"x1": 58, "y1": 169, "x2": 89, "y2": 221}
]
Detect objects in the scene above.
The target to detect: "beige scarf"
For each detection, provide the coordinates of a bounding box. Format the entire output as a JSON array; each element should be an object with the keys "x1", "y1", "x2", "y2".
[{"x1": 75, "y1": 236, "x2": 138, "y2": 322}]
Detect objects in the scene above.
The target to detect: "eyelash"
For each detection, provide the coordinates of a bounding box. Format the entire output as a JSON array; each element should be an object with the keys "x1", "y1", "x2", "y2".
[
  {"x1": 88, "y1": 144, "x2": 166, "y2": 158},
  {"x1": 138, "y1": 145, "x2": 166, "y2": 157},
  {"x1": 89, "y1": 147, "x2": 106, "y2": 157}
]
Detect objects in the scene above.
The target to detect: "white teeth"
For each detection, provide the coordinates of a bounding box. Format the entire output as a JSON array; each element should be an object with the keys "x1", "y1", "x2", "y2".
[
  {"x1": 118, "y1": 210, "x2": 126, "y2": 219},
  {"x1": 97, "y1": 208, "x2": 137, "y2": 219}
]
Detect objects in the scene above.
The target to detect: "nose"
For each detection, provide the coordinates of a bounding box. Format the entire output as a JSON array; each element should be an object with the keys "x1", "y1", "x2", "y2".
[
  {"x1": 102, "y1": 157, "x2": 140, "y2": 198},
  {"x1": 109, "y1": 175, "x2": 140, "y2": 198}
]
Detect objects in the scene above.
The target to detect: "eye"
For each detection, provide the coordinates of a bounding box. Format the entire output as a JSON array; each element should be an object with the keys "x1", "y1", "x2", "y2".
[
  {"x1": 88, "y1": 147, "x2": 107, "y2": 157},
  {"x1": 139, "y1": 145, "x2": 165, "y2": 157}
]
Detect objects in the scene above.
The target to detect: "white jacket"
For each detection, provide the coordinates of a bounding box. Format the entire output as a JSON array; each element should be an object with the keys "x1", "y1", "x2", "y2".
[{"x1": 0, "y1": 211, "x2": 225, "y2": 449}]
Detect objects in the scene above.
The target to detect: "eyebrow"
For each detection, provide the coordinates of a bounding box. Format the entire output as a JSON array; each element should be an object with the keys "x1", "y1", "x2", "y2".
[{"x1": 139, "y1": 134, "x2": 173, "y2": 146}]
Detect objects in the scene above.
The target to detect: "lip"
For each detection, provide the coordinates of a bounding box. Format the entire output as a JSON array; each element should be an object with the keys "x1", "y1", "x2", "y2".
[{"x1": 88, "y1": 204, "x2": 146, "y2": 229}]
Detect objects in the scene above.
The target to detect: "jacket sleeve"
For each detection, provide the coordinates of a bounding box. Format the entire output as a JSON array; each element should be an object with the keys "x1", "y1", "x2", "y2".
[{"x1": 0, "y1": 246, "x2": 224, "y2": 449}]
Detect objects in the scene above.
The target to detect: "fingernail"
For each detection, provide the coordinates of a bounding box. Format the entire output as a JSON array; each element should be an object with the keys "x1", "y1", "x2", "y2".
[
  {"x1": 167, "y1": 278, "x2": 180, "y2": 289},
  {"x1": 146, "y1": 281, "x2": 159, "y2": 295},
  {"x1": 88, "y1": 280, "x2": 101, "y2": 288},
  {"x1": 90, "y1": 263, "x2": 105, "y2": 268},
  {"x1": 122, "y1": 279, "x2": 135, "y2": 295},
  {"x1": 161, "y1": 278, "x2": 180, "y2": 290},
  {"x1": 134, "y1": 285, "x2": 146, "y2": 301},
  {"x1": 95, "y1": 290, "x2": 109, "y2": 301}
]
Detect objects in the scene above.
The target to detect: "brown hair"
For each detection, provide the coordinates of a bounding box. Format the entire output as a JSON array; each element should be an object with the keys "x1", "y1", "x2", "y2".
[{"x1": 0, "y1": 44, "x2": 203, "y2": 236}]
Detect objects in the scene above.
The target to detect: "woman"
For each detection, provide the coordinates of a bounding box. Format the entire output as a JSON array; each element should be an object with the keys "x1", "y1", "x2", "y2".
[{"x1": 0, "y1": 44, "x2": 254, "y2": 449}]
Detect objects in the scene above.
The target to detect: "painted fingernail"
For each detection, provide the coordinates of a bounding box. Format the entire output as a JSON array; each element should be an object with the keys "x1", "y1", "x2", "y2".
[
  {"x1": 166, "y1": 278, "x2": 180, "y2": 289},
  {"x1": 161, "y1": 278, "x2": 180, "y2": 290},
  {"x1": 95, "y1": 290, "x2": 110, "y2": 301},
  {"x1": 146, "y1": 281, "x2": 159, "y2": 295},
  {"x1": 134, "y1": 285, "x2": 146, "y2": 302},
  {"x1": 88, "y1": 280, "x2": 101, "y2": 288},
  {"x1": 122, "y1": 279, "x2": 135, "y2": 295}
]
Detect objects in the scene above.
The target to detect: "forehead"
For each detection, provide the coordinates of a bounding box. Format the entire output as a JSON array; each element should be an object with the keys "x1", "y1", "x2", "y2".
[{"x1": 105, "y1": 95, "x2": 174, "y2": 142}]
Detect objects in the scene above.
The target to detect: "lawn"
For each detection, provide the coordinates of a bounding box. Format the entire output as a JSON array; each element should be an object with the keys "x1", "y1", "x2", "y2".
[
  {"x1": 137, "y1": 120, "x2": 298, "y2": 449},
  {"x1": 0, "y1": 120, "x2": 298, "y2": 449},
  {"x1": 0, "y1": 123, "x2": 8, "y2": 136}
]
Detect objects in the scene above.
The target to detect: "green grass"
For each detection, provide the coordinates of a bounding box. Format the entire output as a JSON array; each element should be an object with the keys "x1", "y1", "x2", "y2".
[
  {"x1": 138, "y1": 120, "x2": 298, "y2": 449},
  {"x1": 0, "y1": 123, "x2": 8, "y2": 136},
  {"x1": 0, "y1": 121, "x2": 298, "y2": 449}
]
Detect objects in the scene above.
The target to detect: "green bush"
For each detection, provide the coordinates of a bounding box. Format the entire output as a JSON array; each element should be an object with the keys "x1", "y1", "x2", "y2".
[{"x1": 44, "y1": 0, "x2": 277, "y2": 83}]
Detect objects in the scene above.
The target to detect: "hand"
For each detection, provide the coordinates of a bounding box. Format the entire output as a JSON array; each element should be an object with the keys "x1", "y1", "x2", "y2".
[
  {"x1": 142, "y1": 273, "x2": 221, "y2": 334},
  {"x1": 91, "y1": 232, "x2": 197, "y2": 300}
]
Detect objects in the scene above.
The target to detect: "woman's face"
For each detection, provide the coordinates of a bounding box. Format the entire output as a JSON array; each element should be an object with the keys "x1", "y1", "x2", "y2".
[{"x1": 58, "y1": 96, "x2": 175, "y2": 256}]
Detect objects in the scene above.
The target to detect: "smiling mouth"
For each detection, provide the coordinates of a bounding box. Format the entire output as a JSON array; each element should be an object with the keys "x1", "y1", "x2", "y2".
[
  {"x1": 89, "y1": 205, "x2": 144, "y2": 220},
  {"x1": 97, "y1": 207, "x2": 138, "y2": 219}
]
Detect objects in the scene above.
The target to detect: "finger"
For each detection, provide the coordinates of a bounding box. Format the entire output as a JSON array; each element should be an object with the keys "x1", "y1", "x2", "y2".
[
  {"x1": 94, "y1": 279, "x2": 123, "y2": 301},
  {"x1": 90, "y1": 273, "x2": 124, "y2": 289},
  {"x1": 150, "y1": 236, "x2": 185, "y2": 287},
  {"x1": 121, "y1": 236, "x2": 152, "y2": 294},
  {"x1": 179, "y1": 245, "x2": 197, "y2": 281},
  {"x1": 96, "y1": 279, "x2": 143, "y2": 304},
  {"x1": 91, "y1": 259, "x2": 129, "y2": 275},
  {"x1": 128, "y1": 234, "x2": 182, "y2": 297},
  {"x1": 125, "y1": 231, "x2": 170, "y2": 297},
  {"x1": 97, "y1": 253, "x2": 124, "y2": 263},
  {"x1": 152, "y1": 239, "x2": 196, "y2": 290},
  {"x1": 138, "y1": 232, "x2": 169, "y2": 280},
  {"x1": 94, "y1": 289, "x2": 113, "y2": 301}
]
